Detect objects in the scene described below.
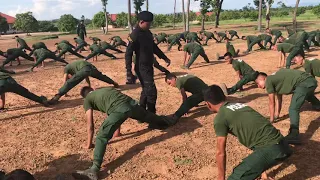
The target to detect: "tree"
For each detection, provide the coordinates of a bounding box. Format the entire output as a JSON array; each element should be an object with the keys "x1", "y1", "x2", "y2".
[
  {"x1": 173, "y1": 0, "x2": 177, "y2": 29},
  {"x1": 186, "y1": 0, "x2": 190, "y2": 31},
  {"x1": 14, "y1": 12, "x2": 38, "y2": 35},
  {"x1": 292, "y1": 0, "x2": 300, "y2": 32},
  {"x1": 212, "y1": 0, "x2": 224, "y2": 28},
  {"x1": 253, "y1": 0, "x2": 266, "y2": 9},
  {"x1": 277, "y1": 1, "x2": 287, "y2": 8},
  {"x1": 128, "y1": 0, "x2": 133, "y2": 33},
  {"x1": 146, "y1": 0, "x2": 149, "y2": 11},
  {"x1": 0, "y1": 15, "x2": 9, "y2": 35},
  {"x1": 92, "y1": 11, "x2": 106, "y2": 32},
  {"x1": 312, "y1": 4, "x2": 320, "y2": 17},
  {"x1": 101, "y1": 0, "x2": 109, "y2": 34},
  {"x1": 258, "y1": 0, "x2": 262, "y2": 31},
  {"x1": 38, "y1": 21, "x2": 57, "y2": 32},
  {"x1": 195, "y1": 0, "x2": 212, "y2": 31},
  {"x1": 133, "y1": 0, "x2": 145, "y2": 16},
  {"x1": 265, "y1": 0, "x2": 272, "y2": 29},
  {"x1": 57, "y1": 14, "x2": 78, "y2": 32},
  {"x1": 182, "y1": 0, "x2": 186, "y2": 31}
]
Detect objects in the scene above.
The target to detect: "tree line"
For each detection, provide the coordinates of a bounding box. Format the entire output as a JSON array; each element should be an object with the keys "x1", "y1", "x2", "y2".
[{"x1": 0, "y1": 1, "x2": 319, "y2": 35}]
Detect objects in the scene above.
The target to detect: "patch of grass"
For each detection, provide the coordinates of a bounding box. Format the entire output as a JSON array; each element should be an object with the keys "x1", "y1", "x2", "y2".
[{"x1": 173, "y1": 156, "x2": 193, "y2": 165}]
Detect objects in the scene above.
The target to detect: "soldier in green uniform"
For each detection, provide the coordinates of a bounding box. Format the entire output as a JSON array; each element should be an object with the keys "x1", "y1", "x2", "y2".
[
  {"x1": 216, "y1": 39, "x2": 240, "y2": 60},
  {"x1": 28, "y1": 48, "x2": 69, "y2": 72},
  {"x1": 89, "y1": 37, "x2": 101, "y2": 44},
  {"x1": 258, "y1": 34, "x2": 273, "y2": 49},
  {"x1": 167, "y1": 34, "x2": 182, "y2": 51},
  {"x1": 271, "y1": 43, "x2": 304, "y2": 69},
  {"x1": 77, "y1": 20, "x2": 87, "y2": 40},
  {"x1": 154, "y1": 34, "x2": 167, "y2": 45},
  {"x1": 100, "y1": 41, "x2": 124, "y2": 53},
  {"x1": 242, "y1": 35, "x2": 265, "y2": 54},
  {"x1": 214, "y1": 31, "x2": 230, "y2": 42},
  {"x1": 72, "y1": 86, "x2": 175, "y2": 180},
  {"x1": 179, "y1": 31, "x2": 189, "y2": 42},
  {"x1": 226, "y1": 30, "x2": 240, "y2": 40},
  {"x1": 181, "y1": 42, "x2": 210, "y2": 69},
  {"x1": 199, "y1": 31, "x2": 219, "y2": 45},
  {"x1": 1, "y1": 48, "x2": 34, "y2": 68},
  {"x1": 293, "y1": 54, "x2": 320, "y2": 77},
  {"x1": 0, "y1": 71, "x2": 48, "y2": 109},
  {"x1": 307, "y1": 31, "x2": 320, "y2": 47},
  {"x1": 74, "y1": 37, "x2": 89, "y2": 53},
  {"x1": 283, "y1": 31, "x2": 309, "y2": 50},
  {"x1": 165, "y1": 74, "x2": 208, "y2": 122},
  {"x1": 186, "y1": 32, "x2": 202, "y2": 45},
  {"x1": 285, "y1": 26, "x2": 295, "y2": 37},
  {"x1": 255, "y1": 69, "x2": 320, "y2": 144},
  {"x1": 203, "y1": 85, "x2": 292, "y2": 180},
  {"x1": 266, "y1": 28, "x2": 283, "y2": 45},
  {"x1": 316, "y1": 29, "x2": 320, "y2": 44},
  {"x1": 48, "y1": 60, "x2": 119, "y2": 104},
  {"x1": 0, "y1": 50, "x2": 7, "y2": 58},
  {"x1": 59, "y1": 40, "x2": 76, "y2": 49},
  {"x1": 14, "y1": 36, "x2": 32, "y2": 51},
  {"x1": 29, "y1": 42, "x2": 48, "y2": 56},
  {"x1": 84, "y1": 43, "x2": 117, "y2": 61},
  {"x1": 222, "y1": 52, "x2": 259, "y2": 94},
  {"x1": 110, "y1": 36, "x2": 127, "y2": 48},
  {"x1": 55, "y1": 42, "x2": 85, "y2": 59}
]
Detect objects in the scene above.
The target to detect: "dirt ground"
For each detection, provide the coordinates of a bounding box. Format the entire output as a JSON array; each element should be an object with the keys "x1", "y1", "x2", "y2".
[{"x1": 0, "y1": 22, "x2": 319, "y2": 180}]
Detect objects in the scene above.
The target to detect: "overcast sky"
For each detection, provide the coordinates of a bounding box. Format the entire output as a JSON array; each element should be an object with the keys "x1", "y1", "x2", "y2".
[{"x1": 0, "y1": 0, "x2": 318, "y2": 20}]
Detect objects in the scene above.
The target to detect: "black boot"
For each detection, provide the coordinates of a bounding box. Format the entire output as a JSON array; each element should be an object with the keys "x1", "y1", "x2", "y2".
[{"x1": 285, "y1": 128, "x2": 301, "y2": 145}]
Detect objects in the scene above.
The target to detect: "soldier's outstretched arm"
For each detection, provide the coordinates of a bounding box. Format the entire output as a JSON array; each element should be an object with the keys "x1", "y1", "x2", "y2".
[
  {"x1": 85, "y1": 109, "x2": 95, "y2": 149},
  {"x1": 153, "y1": 43, "x2": 170, "y2": 66}
]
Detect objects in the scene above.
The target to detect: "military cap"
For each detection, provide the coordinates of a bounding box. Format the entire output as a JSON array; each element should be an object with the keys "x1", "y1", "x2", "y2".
[{"x1": 138, "y1": 11, "x2": 154, "y2": 22}]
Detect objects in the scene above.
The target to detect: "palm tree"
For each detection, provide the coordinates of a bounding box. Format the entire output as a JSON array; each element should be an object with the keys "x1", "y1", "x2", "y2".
[
  {"x1": 101, "y1": 0, "x2": 108, "y2": 34},
  {"x1": 182, "y1": 0, "x2": 186, "y2": 31},
  {"x1": 128, "y1": 0, "x2": 133, "y2": 33},
  {"x1": 173, "y1": 0, "x2": 177, "y2": 29},
  {"x1": 292, "y1": 0, "x2": 300, "y2": 31},
  {"x1": 258, "y1": 0, "x2": 262, "y2": 31},
  {"x1": 186, "y1": 0, "x2": 190, "y2": 31}
]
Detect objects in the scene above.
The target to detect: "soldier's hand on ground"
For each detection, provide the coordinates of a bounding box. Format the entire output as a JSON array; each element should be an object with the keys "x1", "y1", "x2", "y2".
[{"x1": 114, "y1": 83, "x2": 120, "y2": 88}]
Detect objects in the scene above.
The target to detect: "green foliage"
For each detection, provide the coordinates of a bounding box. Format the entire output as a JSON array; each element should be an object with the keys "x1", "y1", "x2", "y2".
[
  {"x1": 0, "y1": 15, "x2": 9, "y2": 33},
  {"x1": 296, "y1": 7, "x2": 307, "y2": 16},
  {"x1": 92, "y1": 11, "x2": 106, "y2": 28},
  {"x1": 14, "y1": 12, "x2": 38, "y2": 33},
  {"x1": 312, "y1": 4, "x2": 320, "y2": 17},
  {"x1": 253, "y1": 0, "x2": 266, "y2": 9},
  {"x1": 38, "y1": 21, "x2": 58, "y2": 32},
  {"x1": 133, "y1": 0, "x2": 145, "y2": 16},
  {"x1": 115, "y1": 12, "x2": 129, "y2": 27},
  {"x1": 153, "y1": 14, "x2": 168, "y2": 27},
  {"x1": 57, "y1": 14, "x2": 78, "y2": 32},
  {"x1": 189, "y1": 11, "x2": 197, "y2": 21}
]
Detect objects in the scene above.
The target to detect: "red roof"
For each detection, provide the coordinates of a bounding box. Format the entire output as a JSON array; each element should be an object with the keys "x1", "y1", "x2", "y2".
[
  {"x1": 195, "y1": 12, "x2": 214, "y2": 16},
  {"x1": 109, "y1": 13, "x2": 136, "y2": 22},
  {"x1": 0, "y1": 12, "x2": 16, "y2": 24}
]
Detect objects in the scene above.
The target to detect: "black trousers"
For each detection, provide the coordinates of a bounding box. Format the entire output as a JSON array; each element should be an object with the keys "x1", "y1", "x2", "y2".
[{"x1": 135, "y1": 64, "x2": 157, "y2": 113}]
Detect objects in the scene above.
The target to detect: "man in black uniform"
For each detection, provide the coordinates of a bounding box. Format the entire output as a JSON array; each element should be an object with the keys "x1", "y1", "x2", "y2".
[{"x1": 125, "y1": 11, "x2": 171, "y2": 113}]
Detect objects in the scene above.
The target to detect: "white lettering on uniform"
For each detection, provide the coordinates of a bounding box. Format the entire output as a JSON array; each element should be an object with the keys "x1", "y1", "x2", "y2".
[
  {"x1": 237, "y1": 59, "x2": 243, "y2": 62},
  {"x1": 178, "y1": 74, "x2": 189, "y2": 78},
  {"x1": 226, "y1": 103, "x2": 248, "y2": 111}
]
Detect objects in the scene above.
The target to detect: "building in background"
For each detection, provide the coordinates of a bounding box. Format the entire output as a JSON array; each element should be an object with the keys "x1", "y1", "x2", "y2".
[{"x1": 0, "y1": 12, "x2": 16, "y2": 31}]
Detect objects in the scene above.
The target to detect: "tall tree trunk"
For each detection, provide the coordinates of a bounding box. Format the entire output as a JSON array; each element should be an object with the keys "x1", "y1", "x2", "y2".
[
  {"x1": 265, "y1": 0, "x2": 271, "y2": 29},
  {"x1": 104, "y1": 5, "x2": 109, "y2": 34},
  {"x1": 146, "y1": 0, "x2": 149, "y2": 11},
  {"x1": 201, "y1": 14, "x2": 205, "y2": 31},
  {"x1": 182, "y1": 0, "x2": 186, "y2": 31},
  {"x1": 173, "y1": 0, "x2": 176, "y2": 29},
  {"x1": 292, "y1": 0, "x2": 300, "y2": 32},
  {"x1": 258, "y1": 0, "x2": 262, "y2": 32},
  {"x1": 186, "y1": 0, "x2": 190, "y2": 31},
  {"x1": 215, "y1": 0, "x2": 223, "y2": 28},
  {"x1": 128, "y1": 0, "x2": 133, "y2": 33}
]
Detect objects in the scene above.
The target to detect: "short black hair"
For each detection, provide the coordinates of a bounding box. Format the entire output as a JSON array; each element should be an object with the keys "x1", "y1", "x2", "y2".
[
  {"x1": 4, "y1": 169, "x2": 35, "y2": 180},
  {"x1": 258, "y1": 72, "x2": 268, "y2": 77},
  {"x1": 224, "y1": 52, "x2": 233, "y2": 58},
  {"x1": 54, "y1": 43, "x2": 58, "y2": 45},
  {"x1": 295, "y1": 53, "x2": 305, "y2": 58},
  {"x1": 214, "y1": 31, "x2": 217, "y2": 33},
  {"x1": 165, "y1": 73, "x2": 177, "y2": 82},
  {"x1": 80, "y1": 86, "x2": 94, "y2": 98},
  {"x1": 203, "y1": 85, "x2": 226, "y2": 105},
  {"x1": 241, "y1": 36, "x2": 246, "y2": 40},
  {"x1": 73, "y1": 37, "x2": 77, "y2": 40},
  {"x1": 14, "y1": 35, "x2": 19, "y2": 38},
  {"x1": 266, "y1": 28, "x2": 270, "y2": 30}
]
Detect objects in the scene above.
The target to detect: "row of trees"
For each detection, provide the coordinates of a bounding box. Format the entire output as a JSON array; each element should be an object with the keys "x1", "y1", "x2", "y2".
[{"x1": 2, "y1": 2, "x2": 320, "y2": 34}]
